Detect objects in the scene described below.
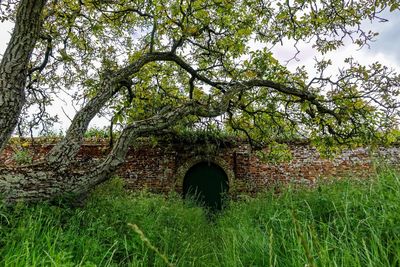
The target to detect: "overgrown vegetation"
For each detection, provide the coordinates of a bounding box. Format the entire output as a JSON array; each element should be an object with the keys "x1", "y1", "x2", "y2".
[
  {"x1": 12, "y1": 149, "x2": 33, "y2": 165},
  {"x1": 1, "y1": 170, "x2": 400, "y2": 266}
]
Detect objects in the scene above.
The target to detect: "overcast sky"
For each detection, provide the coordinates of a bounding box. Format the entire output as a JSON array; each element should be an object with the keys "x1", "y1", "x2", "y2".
[
  {"x1": 273, "y1": 10, "x2": 400, "y2": 72},
  {"x1": 1, "y1": 11, "x2": 400, "y2": 133}
]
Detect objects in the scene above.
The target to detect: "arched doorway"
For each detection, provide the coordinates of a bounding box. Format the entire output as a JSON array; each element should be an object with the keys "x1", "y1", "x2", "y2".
[{"x1": 183, "y1": 161, "x2": 229, "y2": 211}]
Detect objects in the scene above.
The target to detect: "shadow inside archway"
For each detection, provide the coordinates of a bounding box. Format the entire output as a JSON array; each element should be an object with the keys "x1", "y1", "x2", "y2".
[{"x1": 183, "y1": 161, "x2": 229, "y2": 212}]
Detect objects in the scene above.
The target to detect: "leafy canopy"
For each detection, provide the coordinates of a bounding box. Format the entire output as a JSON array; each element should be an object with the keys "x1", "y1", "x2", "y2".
[{"x1": 1, "y1": 0, "x2": 399, "y2": 153}]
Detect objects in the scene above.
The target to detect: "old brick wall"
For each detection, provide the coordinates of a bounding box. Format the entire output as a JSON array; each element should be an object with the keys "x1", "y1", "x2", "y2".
[
  {"x1": 116, "y1": 142, "x2": 400, "y2": 194},
  {"x1": 1, "y1": 140, "x2": 399, "y2": 194}
]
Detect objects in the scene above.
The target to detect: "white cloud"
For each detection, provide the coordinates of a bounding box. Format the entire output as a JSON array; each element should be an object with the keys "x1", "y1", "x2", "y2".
[{"x1": 271, "y1": 11, "x2": 400, "y2": 77}]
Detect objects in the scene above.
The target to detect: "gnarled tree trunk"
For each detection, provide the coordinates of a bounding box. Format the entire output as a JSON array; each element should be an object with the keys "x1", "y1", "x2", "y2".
[
  {"x1": 0, "y1": 0, "x2": 47, "y2": 153},
  {"x1": 45, "y1": 52, "x2": 221, "y2": 166},
  {"x1": 0, "y1": 100, "x2": 228, "y2": 204},
  {"x1": 45, "y1": 53, "x2": 166, "y2": 166},
  {"x1": 45, "y1": 75, "x2": 118, "y2": 166}
]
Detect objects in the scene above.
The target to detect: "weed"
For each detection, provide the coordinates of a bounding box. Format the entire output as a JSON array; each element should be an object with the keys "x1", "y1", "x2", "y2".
[
  {"x1": 0, "y1": 171, "x2": 399, "y2": 266},
  {"x1": 13, "y1": 149, "x2": 33, "y2": 165},
  {"x1": 85, "y1": 127, "x2": 110, "y2": 139}
]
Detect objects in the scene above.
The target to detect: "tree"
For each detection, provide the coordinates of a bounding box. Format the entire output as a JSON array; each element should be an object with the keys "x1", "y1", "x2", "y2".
[
  {"x1": 0, "y1": 0, "x2": 47, "y2": 152},
  {"x1": 0, "y1": 0, "x2": 399, "y2": 204}
]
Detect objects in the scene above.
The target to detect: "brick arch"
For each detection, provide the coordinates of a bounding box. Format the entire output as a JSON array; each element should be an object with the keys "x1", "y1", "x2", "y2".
[{"x1": 174, "y1": 156, "x2": 235, "y2": 193}]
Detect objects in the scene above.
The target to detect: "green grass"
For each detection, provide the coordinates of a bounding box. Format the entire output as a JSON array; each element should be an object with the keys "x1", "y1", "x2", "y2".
[{"x1": 1, "y1": 170, "x2": 400, "y2": 266}]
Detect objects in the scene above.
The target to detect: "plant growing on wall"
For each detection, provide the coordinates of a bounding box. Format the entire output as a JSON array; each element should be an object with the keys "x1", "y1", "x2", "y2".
[
  {"x1": 13, "y1": 150, "x2": 33, "y2": 165},
  {"x1": 0, "y1": 0, "x2": 399, "y2": 203}
]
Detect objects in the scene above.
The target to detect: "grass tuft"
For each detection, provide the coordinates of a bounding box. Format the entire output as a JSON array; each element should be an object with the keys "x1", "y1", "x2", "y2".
[{"x1": 1, "y1": 170, "x2": 400, "y2": 266}]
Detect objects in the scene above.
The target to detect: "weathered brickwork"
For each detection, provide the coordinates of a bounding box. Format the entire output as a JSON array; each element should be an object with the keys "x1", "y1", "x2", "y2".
[{"x1": 1, "y1": 141, "x2": 399, "y2": 195}]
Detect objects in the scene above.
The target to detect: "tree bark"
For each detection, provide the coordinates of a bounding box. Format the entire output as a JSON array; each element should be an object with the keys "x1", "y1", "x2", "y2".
[
  {"x1": 46, "y1": 52, "x2": 174, "y2": 166},
  {"x1": 0, "y1": 100, "x2": 229, "y2": 204},
  {"x1": 0, "y1": 108, "x2": 182, "y2": 204},
  {"x1": 45, "y1": 75, "x2": 118, "y2": 166},
  {"x1": 0, "y1": 0, "x2": 47, "y2": 153},
  {"x1": 46, "y1": 50, "x2": 247, "y2": 167}
]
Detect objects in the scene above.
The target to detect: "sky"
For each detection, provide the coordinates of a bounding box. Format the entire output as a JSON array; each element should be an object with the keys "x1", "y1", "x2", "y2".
[
  {"x1": 272, "y1": 11, "x2": 400, "y2": 72},
  {"x1": 0, "y1": 10, "x2": 400, "y2": 134}
]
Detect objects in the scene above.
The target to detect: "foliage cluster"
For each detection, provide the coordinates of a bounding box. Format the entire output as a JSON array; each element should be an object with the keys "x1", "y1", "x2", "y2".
[
  {"x1": 5, "y1": 138, "x2": 33, "y2": 165},
  {"x1": 2, "y1": 0, "x2": 400, "y2": 154},
  {"x1": 1, "y1": 170, "x2": 400, "y2": 266},
  {"x1": 84, "y1": 127, "x2": 112, "y2": 140},
  {"x1": 12, "y1": 149, "x2": 33, "y2": 165}
]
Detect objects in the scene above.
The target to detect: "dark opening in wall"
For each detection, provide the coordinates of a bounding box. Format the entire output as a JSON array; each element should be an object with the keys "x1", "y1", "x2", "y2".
[{"x1": 183, "y1": 161, "x2": 229, "y2": 211}]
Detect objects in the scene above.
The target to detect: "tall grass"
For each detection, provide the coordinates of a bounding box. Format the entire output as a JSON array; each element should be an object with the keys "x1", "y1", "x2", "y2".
[{"x1": 1, "y1": 170, "x2": 400, "y2": 266}]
